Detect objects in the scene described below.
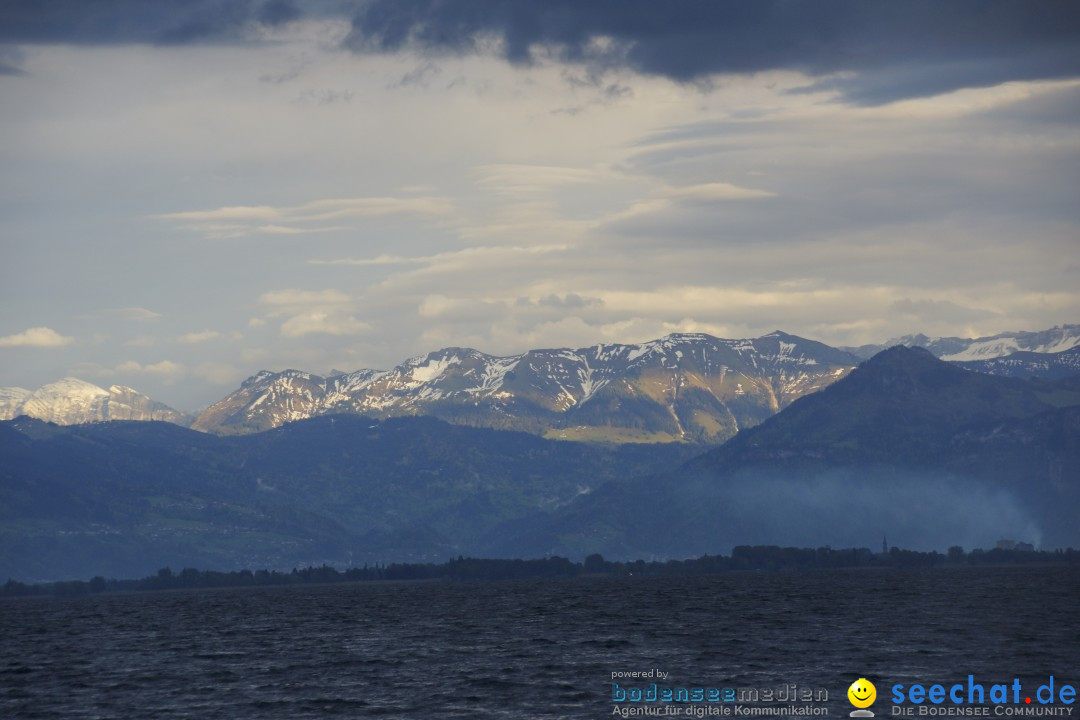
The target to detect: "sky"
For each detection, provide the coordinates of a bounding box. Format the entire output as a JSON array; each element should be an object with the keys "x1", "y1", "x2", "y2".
[{"x1": 1, "y1": 0, "x2": 1079, "y2": 412}]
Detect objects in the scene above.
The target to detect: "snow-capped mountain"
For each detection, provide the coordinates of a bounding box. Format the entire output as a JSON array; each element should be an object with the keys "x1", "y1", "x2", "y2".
[
  {"x1": 845, "y1": 324, "x2": 1080, "y2": 361},
  {"x1": 192, "y1": 332, "x2": 859, "y2": 443},
  {"x1": 952, "y1": 346, "x2": 1080, "y2": 380},
  {"x1": 9, "y1": 325, "x2": 1074, "y2": 440},
  {"x1": 0, "y1": 386, "x2": 31, "y2": 419},
  {"x1": 0, "y1": 377, "x2": 192, "y2": 426}
]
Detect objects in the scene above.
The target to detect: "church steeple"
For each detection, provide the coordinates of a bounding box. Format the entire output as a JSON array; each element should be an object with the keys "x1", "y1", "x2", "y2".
[{"x1": 882, "y1": 536, "x2": 889, "y2": 554}]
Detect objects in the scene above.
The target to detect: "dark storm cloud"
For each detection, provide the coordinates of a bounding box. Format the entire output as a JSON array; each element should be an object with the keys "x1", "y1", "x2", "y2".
[
  {"x1": 0, "y1": 0, "x2": 301, "y2": 46},
  {"x1": 345, "y1": 0, "x2": 1080, "y2": 104}
]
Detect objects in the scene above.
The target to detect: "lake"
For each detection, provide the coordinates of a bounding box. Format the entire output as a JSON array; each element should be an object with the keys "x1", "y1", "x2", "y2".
[{"x1": 2, "y1": 566, "x2": 1077, "y2": 718}]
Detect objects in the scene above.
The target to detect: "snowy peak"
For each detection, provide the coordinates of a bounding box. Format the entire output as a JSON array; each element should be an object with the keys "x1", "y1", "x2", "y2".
[
  {"x1": 938, "y1": 326, "x2": 1080, "y2": 361},
  {"x1": 15, "y1": 378, "x2": 110, "y2": 424},
  {"x1": 0, "y1": 378, "x2": 191, "y2": 426}
]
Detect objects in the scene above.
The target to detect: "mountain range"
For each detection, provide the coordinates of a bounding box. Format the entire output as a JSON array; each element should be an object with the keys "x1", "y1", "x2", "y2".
[
  {"x1": 2, "y1": 324, "x2": 1077, "y2": 447},
  {"x1": 2, "y1": 345, "x2": 1078, "y2": 581},
  {"x1": 191, "y1": 331, "x2": 858, "y2": 444}
]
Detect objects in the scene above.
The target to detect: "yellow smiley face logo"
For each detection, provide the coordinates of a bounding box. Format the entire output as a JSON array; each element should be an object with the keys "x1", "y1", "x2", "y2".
[{"x1": 848, "y1": 678, "x2": 877, "y2": 708}]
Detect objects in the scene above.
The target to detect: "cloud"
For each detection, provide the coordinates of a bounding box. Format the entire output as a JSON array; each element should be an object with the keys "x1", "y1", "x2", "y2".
[
  {"x1": 665, "y1": 182, "x2": 775, "y2": 201},
  {"x1": 113, "y1": 307, "x2": 162, "y2": 322},
  {"x1": 313, "y1": 246, "x2": 572, "y2": 291},
  {"x1": 258, "y1": 0, "x2": 300, "y2": 27},
  {"x1": 344, "y1": 0, "x2": 1080, "y2": 105},
  {"x1": 164, "y1": 205, "x2": 282, "y2": 222},
  {"x1": 1, "y1": 16, "x2": 1076, "y2": 408},
  {"x1": 596, "y1": 181, "x2": 777, "y2": 226},
  {"x1": 0, "y1": 0, "x2": 301, "y2": 46},
  {"x1": 4, "y1": 1, "x2": 1077, "y2": 106},
  {"x1": 473, "y1": 163, "x2": 601, "y2": 197},
  {"x1": 255, "y1": 224, "x2": 349, "y2": 235},
  {"x1": 418, "y1": 294, "x2": 502, "y2": 321},
  {"x1": 76, "y1": 307, "x2": 163, "y2": 323},
  {"x1": 279, "y1": 312, "x2": 370, "y2": 338},
  {"x1": 255, "y1": 288, "x2": 368, "y2": 339},
  {"x1": 178, "y1": 330, "x2": 221, "y2": 344},
  {"x1": 259, "y1": 289, "x2": 351, "y2": 306},
  {"x1": 523, "y1": 293, "x2": 602, "y2": 309},
  {"x1": 115, "y1": 359, "x2": 186, "y2": 379},
  {"x1": 389, "y1": 61, "x2": 441, "y2": 89},
  {"x1": 890, "y1": 299, "x2": 1001, "y2": 325},
  {"x1": 0, "y1": 326, "x2": 74, "y2": 348},
  {"x1": 0, "y1": 44, "x2": 26, "y2": 75},
  {"x1": 307, "y1": 254, "x2": 427, "y2": 267},
  {"x1": 158, "y1": 195, "x2": 454, "y2": 238}
]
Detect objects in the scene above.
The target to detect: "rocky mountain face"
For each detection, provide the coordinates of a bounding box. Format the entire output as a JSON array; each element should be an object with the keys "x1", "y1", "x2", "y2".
[
  {"x1": 0, "y1": 378, "x2": 192, "y2": 426},
  {"x1": 192, "y1": 332, "x2": 859, "y2": 444}
]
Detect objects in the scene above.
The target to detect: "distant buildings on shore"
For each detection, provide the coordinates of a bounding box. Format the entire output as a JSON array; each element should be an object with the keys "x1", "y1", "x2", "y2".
[{"x1": 996, "y1": 539, "x2": 1035, "y2": 552}]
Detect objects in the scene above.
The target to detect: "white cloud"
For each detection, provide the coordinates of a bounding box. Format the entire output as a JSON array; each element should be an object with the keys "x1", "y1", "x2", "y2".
[
  {"x1": 96, "y1": 307, "x2": 162, "y2": 322},
  {"x1": 307, "y1": 254, "x2": 426, "y2": 267},
  {"x1": 115, "y1": 360, "x2": 187, "y2": 379},
  {"x1": 255, "y1": 224, "x2": 350, "y2": 235},
  {"x1": 178, "y1": 330, "x2": 221, "y2": 344},
  {"x1": 665, "y1": 182, "x2": 776, "y2": 201},
  {"x1": 259, "y1": 289, "x2": 351, "y2": 306},
  {"x1": 254, "y1": 287, "x2": 369, "y2": 340},
  {"x1": 472, "y1": 163, "x2": 601, "y2": 197},
  {"x1": 0, "y1": 327, "x2": 74, "y2": 348},
  {"x1": 160, "y1": 205, "x2": 282, "y2": 222},
  {"x1": 418, "y1": 294, "x2": 503, "y2": 321},
  {"x1": 158, "y1": 195, "x2": 454, "y2": 238},
  {"x1": 279, "y1": 312, "x2": 370, "y2": 338}
]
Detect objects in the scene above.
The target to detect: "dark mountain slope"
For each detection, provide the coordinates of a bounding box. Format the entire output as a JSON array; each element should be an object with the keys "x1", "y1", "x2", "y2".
[
  {"x1": 696, "y1": 345, "x2": 1053, "y2": 468},
  {"x1": 0, "y1": 415, "x2": 694, "y2": 582},
  {"x1": 492, "y1": 348, "x2": 1080, "y2": 558}
]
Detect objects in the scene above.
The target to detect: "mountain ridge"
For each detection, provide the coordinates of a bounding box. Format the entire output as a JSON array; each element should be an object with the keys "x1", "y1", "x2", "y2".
[
  {"x1": 3, "y1": 324, "x2": 1077, "y2": 441},
  {"x1": 191, "y1": 331, "x2": 859, "y2": 444}
]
